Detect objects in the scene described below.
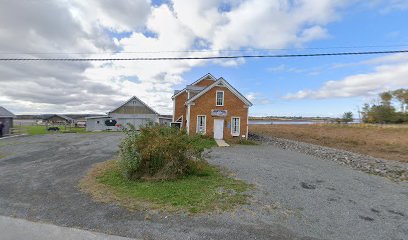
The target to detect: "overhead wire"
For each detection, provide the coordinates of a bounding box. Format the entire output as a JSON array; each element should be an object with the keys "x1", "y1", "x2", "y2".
[{"x1": 0, "y1": 49, "x2": 407, "y2": 61}]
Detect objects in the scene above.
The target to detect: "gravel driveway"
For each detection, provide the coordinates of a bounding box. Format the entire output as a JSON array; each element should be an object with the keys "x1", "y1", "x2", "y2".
[{"x1": 0, "y1": 134, "x2": 407, "y2": 240}]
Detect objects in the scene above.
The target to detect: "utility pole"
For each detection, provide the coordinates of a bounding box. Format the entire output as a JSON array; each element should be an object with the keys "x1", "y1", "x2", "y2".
[{"x1": 356, "y1": 105, "x2": 361, "y2": 123}]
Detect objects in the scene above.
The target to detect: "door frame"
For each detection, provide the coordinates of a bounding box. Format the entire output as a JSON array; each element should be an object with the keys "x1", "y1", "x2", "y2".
[{"x1": 213, "y1": 119, "x2": 224, "y2": 139}]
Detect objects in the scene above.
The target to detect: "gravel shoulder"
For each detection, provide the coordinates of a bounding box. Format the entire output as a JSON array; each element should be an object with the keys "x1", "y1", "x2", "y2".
[
  {"x1": 0, "y1": 134, "x2": 407, "y2": 240},
  {"x1": 249, "y1": 133, "x2": 408, "y2": 181}
]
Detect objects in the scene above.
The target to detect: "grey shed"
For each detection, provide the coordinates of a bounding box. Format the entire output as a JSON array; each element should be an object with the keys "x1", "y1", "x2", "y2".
[{"x1": 0, "y1": 106, "x2": 16, "y2": 136}]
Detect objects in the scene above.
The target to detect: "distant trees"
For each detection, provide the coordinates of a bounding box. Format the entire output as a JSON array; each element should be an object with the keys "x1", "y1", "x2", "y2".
[
  {"x1": 342, "y1": 112, "x2": 353, "y2": 123},
  {"x1": 392, "y1": 89, "x2": 408, "y2": 112},
  {"x1": 332, "y1": 111, "x2": 353, "y2": 124},
  {"x1": 361, "y1": 88, "x2": 408, "y2": 124}
]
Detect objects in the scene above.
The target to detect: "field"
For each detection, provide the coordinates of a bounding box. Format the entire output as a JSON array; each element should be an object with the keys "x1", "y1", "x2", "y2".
[
  {"x1": 15, "y1": 125, "x2": 86, "y2": 135},
  {"x1": 250, "y1": 124, "x2": 408, "y2": 163}
]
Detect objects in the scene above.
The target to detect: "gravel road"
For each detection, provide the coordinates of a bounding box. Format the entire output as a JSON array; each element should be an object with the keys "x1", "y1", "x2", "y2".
[{"x1": 0, "y1": 134, "x2": 407, "y2": 240}]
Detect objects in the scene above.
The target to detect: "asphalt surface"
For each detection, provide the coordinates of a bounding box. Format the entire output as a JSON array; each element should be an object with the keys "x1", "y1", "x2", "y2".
[
  {"x1": 0, "y1": 133, "x2": 407, "y2": 240},
  {"x1": 1, "y1": 215, "x2": 135, "y2": 240}
]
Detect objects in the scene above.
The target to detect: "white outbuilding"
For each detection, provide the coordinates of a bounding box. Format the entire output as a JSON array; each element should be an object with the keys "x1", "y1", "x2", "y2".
[{"x1": 86, "y1": 96, "x2": 171, "y2": 132}]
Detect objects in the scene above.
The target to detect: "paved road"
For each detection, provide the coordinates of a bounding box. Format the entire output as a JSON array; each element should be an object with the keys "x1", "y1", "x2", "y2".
[
  {"x1": 0, "y1": 215, "x2": 136, "y2": 240},
  {"x1": 0, "y1": 134, "x2": 407, "y2": 240}
]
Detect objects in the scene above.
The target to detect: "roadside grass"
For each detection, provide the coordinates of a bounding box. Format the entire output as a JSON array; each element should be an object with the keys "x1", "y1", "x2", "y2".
[
  {"x1": 250, "y1": 124, "x2": 408, "y2": 163},
  {"x1": 17, "y1": 125, "x2": 86, "y2": 135},
  {"x1": 226, "y1": 138, "x2": 259, "y2": 146},
  {"x1": 80, "y1": 159, "x2": 251, "y2": 214},
  {"x1": 189, "y1": 134, "x2": 217, "y2": 149}
]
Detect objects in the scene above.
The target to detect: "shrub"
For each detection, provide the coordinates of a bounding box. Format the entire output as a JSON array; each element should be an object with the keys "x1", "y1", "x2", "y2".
[{"x1": 119, "y1": 124, "x2": 209, "y2": 181}]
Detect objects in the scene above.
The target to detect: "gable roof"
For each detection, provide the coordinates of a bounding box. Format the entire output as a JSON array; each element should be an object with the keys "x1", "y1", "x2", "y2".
[
  {"x1": 190, "y1": 73, "x2": 216, "y2": 86},
  {"x1": 0, "y1": 106, "x2": 15, "y2": 118},
  {"x1": 109, "y1": 96, "x2": 159, "y2": 115},
  {"x1": 186, "y1": 77, "x2": 253, "y2": 106},
  {"x1": 43, "y1": 114, "x2": 74, "y2": 122},
  {"x1": 171, "y1": 73, "x2": 217, "y2": 99}
]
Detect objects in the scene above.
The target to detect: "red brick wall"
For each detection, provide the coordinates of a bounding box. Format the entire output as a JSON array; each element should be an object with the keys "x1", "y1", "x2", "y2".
[
  {"x1": 174, "y1": 91, "x2": 187, "y2": 127},
  {"x1": 189, "y1": 86, "x2": 248, "y2": 139},
  {"x1": 193, "y1": 78, "x2": 214, "y2": 87}
]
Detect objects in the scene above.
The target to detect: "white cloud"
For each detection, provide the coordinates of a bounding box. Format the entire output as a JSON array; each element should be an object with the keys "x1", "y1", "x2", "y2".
[
  {"x1": 0, "y1": 0, "x2": 352, "y2": 114},
  {"x1": 212, "y1": 0, "x2": 342, "y2": 50},
  {"x1": 72, "y1": 0, "x2": 151, "y2": 32},
  {"x1": 285, "y1": 60, "x2": 408, "y2": 100},
  {"x1": 245, "y1": 92, "x2": 271, "y2": 105}
]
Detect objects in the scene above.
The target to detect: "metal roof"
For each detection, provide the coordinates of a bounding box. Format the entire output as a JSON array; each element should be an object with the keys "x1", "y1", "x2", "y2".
[
  {"x1": 0, "y1": 106, "x2": 16, "y2": 118},
  {"x1": 186, "y1": 77, "x2": 253, "y2": 107},
  {"x1": 171, "y1": 73, "x2": 216, "y2": 99},
  {"x1": 43, "y1": 114, "x2": 75, "y2": 122},
  {"x1": 109, "y1": 96, "x2": 159, "y2": 115},
  {"x1": 85, "y1": 115, "x2": 110, "y2": 119},
  {"x1": 186, "y1": 85, "x2": 205, "y2": 91}
]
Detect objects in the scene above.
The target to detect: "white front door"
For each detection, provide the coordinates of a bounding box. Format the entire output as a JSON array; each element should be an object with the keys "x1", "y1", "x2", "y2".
[{"x1": 214, "y1": 119, "x2": 224, "y2": 139}]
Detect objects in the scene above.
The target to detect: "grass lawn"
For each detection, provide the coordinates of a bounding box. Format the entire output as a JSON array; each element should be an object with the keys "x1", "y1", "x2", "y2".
[
  {"x1": 250, "y1": 123, "x2": 408, "y2": 163},
  {"x1": 80, "y1": 159, "x2": 251, "y2": 214},
  {"x1": 225, "y1": 138, "x2": 259, "y2": 146},
  {"x1": 189, "y1": 134, "x2": 217, "y2": 149},
  {"x1": 18, "y1": 125, "x2": 86, "y2": 135}
]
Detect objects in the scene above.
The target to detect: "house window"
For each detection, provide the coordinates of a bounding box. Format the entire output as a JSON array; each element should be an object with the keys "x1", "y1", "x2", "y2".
[
  {"x1": 196, "y1": 115, "x2": 206, "y2": 134},
  {"x1": 231, "y1": 117, "x2": 240, "y2": 136},
  {"x1": 171, "y1": 115, "x2": 183, "y2": 128},
  {"x1": 216, "y1": 91, "x2": 224, "y2": 106}
]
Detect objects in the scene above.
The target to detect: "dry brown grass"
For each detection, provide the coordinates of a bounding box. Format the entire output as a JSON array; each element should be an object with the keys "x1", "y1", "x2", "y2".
[{"x1": 250, "y1": 124, "x2": 408, "y2": 163}]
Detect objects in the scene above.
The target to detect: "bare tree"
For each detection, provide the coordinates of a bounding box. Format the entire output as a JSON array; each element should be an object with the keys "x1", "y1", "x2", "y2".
[{"x1": 392, "y1": 89, "x2": 408, "y2": 112}]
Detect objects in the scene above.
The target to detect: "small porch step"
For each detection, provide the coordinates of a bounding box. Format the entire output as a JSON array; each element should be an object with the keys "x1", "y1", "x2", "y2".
[{"x1": 215, "y1": 139, "x2": 230, "y2": 147}]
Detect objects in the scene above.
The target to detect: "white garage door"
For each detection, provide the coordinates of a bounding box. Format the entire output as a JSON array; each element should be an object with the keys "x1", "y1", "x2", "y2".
[{"x1": 117, "y1": 118, "x2": 151, "y2": 130}]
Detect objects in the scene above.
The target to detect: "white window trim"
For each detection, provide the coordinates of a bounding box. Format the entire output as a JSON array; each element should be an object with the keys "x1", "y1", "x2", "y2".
[
  {"x1": 187, "y1": 104, "x2": 191, "y2": 134},
  {"x1": 196, "y1": 115, "x2": 206, "y2": 134},
  {"x1": 216, "y1": 90, "x2": 224, "y2": 106},
  {"x1": 231, "y1": 117, "x2": 240, "y2": 136},
  {"x1": 175, "y1": 115, "x2": 183, "y2": 127},
  {"x1": 172, "y1": 99, "x2": 176, "y2": 122}
]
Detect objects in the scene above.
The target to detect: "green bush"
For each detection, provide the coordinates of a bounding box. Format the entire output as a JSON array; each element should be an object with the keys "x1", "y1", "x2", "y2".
[{"x1": 119, "y1": 124, "x2": 211, "y2": 181}]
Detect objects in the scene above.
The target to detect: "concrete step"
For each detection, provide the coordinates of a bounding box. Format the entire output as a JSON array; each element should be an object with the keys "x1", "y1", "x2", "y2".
[{"x1": 215, "y1": 139, "x2": 230, "y2": 147}]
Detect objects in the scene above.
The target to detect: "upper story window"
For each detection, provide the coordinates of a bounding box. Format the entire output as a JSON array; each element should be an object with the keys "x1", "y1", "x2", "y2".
[{"x1": 216, "y1": 91, "x2": 224, "y2": 106}]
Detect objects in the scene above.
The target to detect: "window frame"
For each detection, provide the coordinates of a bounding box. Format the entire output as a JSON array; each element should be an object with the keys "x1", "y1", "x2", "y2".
[
  {"x1": 231, "y1": 117, "x2": 240, "y2": 136},
  {"x1": 175, "y1": 115, "x2": 183, "y2": 127},
  {"x1": 196, "y1": 115, "x2": 206, "y2": 134},
  {"x1": 216, "y1": 90, "x2": 224, "y2": 106}
]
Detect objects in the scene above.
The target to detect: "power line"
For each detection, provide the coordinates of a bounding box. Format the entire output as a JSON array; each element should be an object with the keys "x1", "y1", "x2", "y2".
[
  {"x1": 1, "y1": 44, "x2": 408, "y2": 55},
  {"x1": 1, "y1": 49, "x2": 408, "y2": 61}
]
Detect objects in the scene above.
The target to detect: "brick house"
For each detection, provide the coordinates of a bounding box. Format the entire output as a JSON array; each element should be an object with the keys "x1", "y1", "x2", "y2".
[{"x1": 172, "y1": 73, "x2": 252, "y2": 139}]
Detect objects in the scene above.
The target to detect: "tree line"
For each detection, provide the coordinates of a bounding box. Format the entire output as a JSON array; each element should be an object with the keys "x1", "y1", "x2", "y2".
[{"x1": 361, "y1": 88, "x2": 408, "y2": 124}]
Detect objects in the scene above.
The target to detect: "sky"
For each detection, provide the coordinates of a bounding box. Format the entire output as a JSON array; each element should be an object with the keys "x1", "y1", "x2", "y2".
[{"x1": 0, "y1": 0, "x2": 408, "y2": 117}]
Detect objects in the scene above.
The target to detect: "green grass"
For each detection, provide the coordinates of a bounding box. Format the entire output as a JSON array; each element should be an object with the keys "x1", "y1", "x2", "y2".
[
  {"x1": 18, "y1": 125, "x2": 86, "y2": 135},
  {"x1": 82, "y1": 160, "x2": 251, "y2": 214},
  {"x1": 226, "y1": 138, "x2": 259, "y2": 145},
  {"x1": 190, "y1": 134, "x2": 217, "y2": 149}
]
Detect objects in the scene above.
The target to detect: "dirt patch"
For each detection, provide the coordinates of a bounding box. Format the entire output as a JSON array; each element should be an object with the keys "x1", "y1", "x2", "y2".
[{"x1": 250, "y1": 124, "x2": 408, "y2": 163}]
